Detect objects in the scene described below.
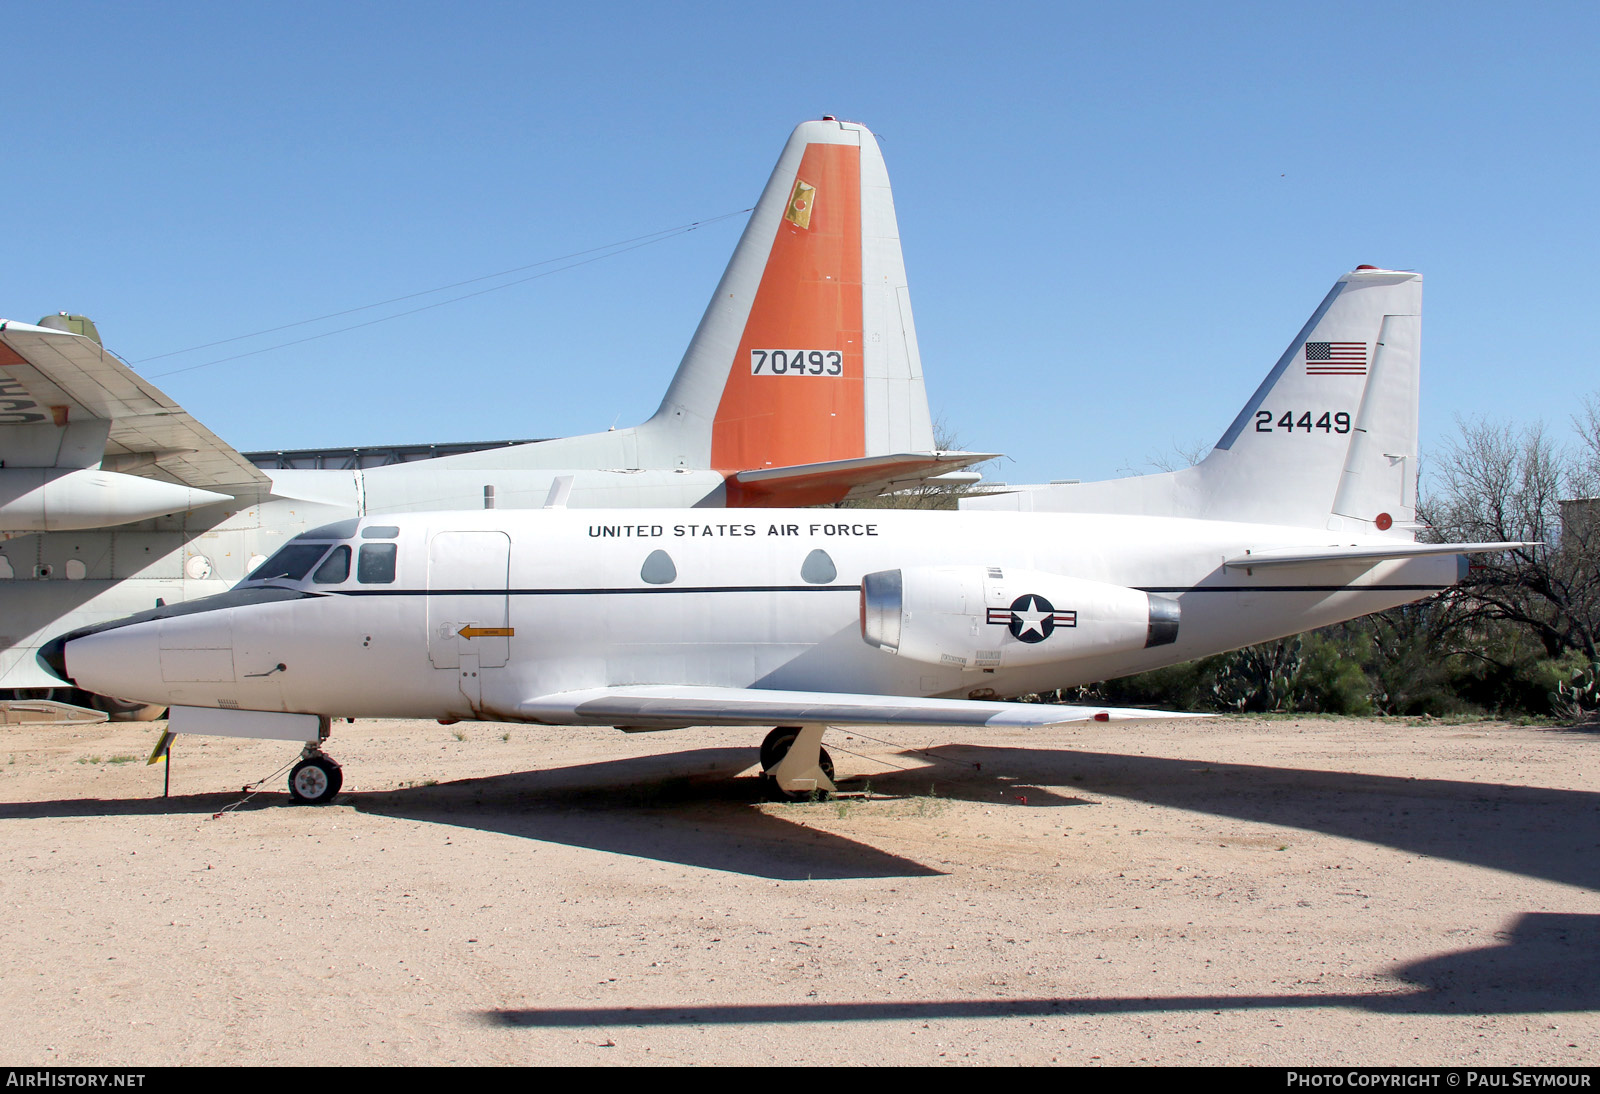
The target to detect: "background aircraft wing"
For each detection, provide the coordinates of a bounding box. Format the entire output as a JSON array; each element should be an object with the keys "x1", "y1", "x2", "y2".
[
  {"x1": 518, "y1": 684, "x2": 1205, "y2": 730},
  {"x1": 0, "y1": 318, "x2": 270, "y2": 492}
]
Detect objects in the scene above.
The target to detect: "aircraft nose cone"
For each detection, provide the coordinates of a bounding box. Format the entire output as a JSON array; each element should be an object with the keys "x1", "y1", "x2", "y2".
[{"x1": 37, "y1": 635, "x2": 72, "y2": 684}]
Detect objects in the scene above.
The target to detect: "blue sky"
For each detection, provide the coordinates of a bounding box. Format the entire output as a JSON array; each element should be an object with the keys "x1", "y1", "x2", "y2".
[{"x1": 4, "y1": 2, "x2": 1596, "y2": 486}]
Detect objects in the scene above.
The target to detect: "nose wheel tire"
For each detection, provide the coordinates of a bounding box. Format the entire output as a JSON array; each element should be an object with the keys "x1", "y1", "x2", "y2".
[{"x1": 288, "y1": 756, "x2": 343, "y2": 805}]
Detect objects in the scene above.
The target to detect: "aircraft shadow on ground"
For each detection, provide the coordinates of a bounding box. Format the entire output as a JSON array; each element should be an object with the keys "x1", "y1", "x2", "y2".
[
  {"x1": 8, "y1": 736, "x2": 1595, "y2": 889},
  {"x1": 486, "y1": 912, "x2": 1600, "y2": 1025},
  {"x1": 0, "y1": 789, "x2": 270, "y2": 820},
  {"x1": 349, "y1": 748, "x2": 957, "y2": 881},
  {"x1": 0, "y1": 746, "x2": 1087, "y2": 882},
  {"x1": 902, "y1": 743, "x2": 1600, "y2": 893},
  {"x1": 0, "y1": 748, "x2": 939, "y2": 881}
]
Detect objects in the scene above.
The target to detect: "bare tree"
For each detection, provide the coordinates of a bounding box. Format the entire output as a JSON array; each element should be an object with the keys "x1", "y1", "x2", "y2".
[
  {"x1": 1117, "y1": 438, "x2": 1210, "y2": 477},
  {"x1": 1427, "y1": 411, "x2": 1600, "y2": 660}
]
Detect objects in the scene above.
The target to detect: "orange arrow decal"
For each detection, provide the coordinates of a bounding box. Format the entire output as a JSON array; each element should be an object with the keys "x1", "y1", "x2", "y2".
[{"x1": 457, "y1": 626, "x2": 514, "y2": 640}]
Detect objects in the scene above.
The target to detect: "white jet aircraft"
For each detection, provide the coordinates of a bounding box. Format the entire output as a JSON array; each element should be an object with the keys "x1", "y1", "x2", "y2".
[
  {"x1": 0, "y1": 118, "x2": 986, "y2": 714},
  {"x1": 42, "y1": 266, "x2": 1526, "y2": 804}
]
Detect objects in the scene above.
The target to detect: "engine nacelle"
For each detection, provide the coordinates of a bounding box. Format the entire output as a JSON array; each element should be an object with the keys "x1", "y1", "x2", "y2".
[
  {"x1": 860, "y1": 566, "x2": 1179, "y2": 671},
  {"x1": 0, "y1": 468, "x2": 233, "y2": 532}
]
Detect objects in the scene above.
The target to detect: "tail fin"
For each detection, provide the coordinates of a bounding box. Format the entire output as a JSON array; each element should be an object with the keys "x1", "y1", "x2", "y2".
[
  {"x1": 1192, "y1": 266, "x2": 1422, "y2": 530},
  {"x1": 635, "y1": 118, "x2": 939, "y2": 474},
  {"x1": 964, "y1": 267, "x2": 1423, "y2": 534}
]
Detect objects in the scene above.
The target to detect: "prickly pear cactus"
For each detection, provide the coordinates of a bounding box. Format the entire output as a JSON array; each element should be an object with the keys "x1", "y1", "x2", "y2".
[{"x1": 1550, "y1": 661, "x2": 1600, "y2": 722}]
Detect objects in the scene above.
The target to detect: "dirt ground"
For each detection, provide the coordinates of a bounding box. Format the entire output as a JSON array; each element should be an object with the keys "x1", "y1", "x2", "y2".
[{"x1": 1, "y1": 712, "x2": 1596, "y2": 1066}]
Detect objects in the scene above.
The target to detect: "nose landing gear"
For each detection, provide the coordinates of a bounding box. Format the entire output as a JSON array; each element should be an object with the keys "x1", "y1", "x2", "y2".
[{"x1": 288, "y1": 748, "x2": 343, "y2": 805}]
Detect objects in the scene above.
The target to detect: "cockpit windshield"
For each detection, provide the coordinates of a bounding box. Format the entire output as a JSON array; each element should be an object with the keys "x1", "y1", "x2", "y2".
[
  {"x1": 313, "y1": 545, "x2": 351, "y2": 584},
  {"x1": 240, "y1": 522, "x2": 400, "y2": 588},
  {"x1": 245, "y1": 543, "x2": 336, "y2": 584}
]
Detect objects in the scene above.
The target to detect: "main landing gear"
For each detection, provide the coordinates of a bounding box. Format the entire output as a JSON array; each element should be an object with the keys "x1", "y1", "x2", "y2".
[
  {"x1": 288, "y1": 746, "x2": 343, "y2": 805},
  {"x1": 759, "y1": 725, "x2": 836, "y2": 801}
]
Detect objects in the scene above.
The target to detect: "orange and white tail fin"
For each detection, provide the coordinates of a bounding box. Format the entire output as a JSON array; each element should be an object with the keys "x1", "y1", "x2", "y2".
[{"x1": 635, "y1": 119, "x2": 981, "y2": 499}]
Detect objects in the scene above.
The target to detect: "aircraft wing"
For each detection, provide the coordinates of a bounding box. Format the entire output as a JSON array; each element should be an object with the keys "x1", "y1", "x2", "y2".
[
  {"x1": 1223, "y1": 541, "x2": 1536, "y2": 570},
  {"x1": 0, "y1": 319, "x2": 270, "y2": 492},
  {"x1": 518, "y1": 684, "x2": 1205, "y2": 730},
  {"x1": 727, "y1": 451, "x2": 998, "y2": 507}
]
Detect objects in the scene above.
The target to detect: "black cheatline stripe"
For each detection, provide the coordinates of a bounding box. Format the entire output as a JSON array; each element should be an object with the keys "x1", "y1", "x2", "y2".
[
  {"x1": 333, "y1": 584, "x2": 865, "y2": 597},
  {"x1": 1138, "y1": 584, "x2": 1451, "y2": 594},
  {"x1": 322, "y1": 582, "x2": 1449, "y2": 599}
]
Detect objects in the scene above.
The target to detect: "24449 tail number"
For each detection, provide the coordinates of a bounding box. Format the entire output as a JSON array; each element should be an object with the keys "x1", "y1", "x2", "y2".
[{"x1": 1256, "y1": 411, "x2": 1351, "y2": 434}]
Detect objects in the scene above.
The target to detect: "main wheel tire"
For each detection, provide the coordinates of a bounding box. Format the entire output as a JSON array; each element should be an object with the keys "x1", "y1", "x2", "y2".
[
  {"x1": 760, "y1": 726, "x2": 804, "y2": 772},
  {"x1": 759, "y1": 730, "x2": 835, "y2": 801},
  {"x1": 288, "y1": 757, "x2": 343, "y2": 805}
]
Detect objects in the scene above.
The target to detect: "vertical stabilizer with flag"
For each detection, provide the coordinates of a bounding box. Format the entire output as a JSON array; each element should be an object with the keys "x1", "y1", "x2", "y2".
[{"x1": 963, "y1": 267, "x2": 1423, "y2": 534}]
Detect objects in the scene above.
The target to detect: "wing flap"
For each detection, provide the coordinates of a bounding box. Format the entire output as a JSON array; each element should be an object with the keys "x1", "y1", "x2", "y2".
[{"x1": 518, "y1": 684, "x2": 1204, "y2": 730}]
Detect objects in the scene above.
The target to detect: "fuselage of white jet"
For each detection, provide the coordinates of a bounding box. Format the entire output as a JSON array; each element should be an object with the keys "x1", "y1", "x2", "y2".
[{"x1": 45, "y1": 507, "x2": 1463, "y2": 724}]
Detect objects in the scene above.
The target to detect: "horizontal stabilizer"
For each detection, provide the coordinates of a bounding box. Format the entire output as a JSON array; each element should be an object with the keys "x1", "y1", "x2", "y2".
[
  {"x1": 727, "y1": 450, "x2": 996, "y2": 507},
  {"x1": 518, "y1": 684, "x2": 1205, "y2": 730},
  {"x1": 1224, "y1": 541, "x2": 1536, "y2": 570}
]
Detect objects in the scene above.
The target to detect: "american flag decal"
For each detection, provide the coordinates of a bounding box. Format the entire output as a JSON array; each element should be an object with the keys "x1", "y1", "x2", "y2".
[{"x1": 1305, "y1": 341, "x2": 1367, "y2": 376}]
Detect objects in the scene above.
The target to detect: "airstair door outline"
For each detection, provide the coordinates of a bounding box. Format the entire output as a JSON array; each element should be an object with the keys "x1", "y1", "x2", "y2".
[{"x1": 427, "y1": 531, "x2": 511, "y2": 707}]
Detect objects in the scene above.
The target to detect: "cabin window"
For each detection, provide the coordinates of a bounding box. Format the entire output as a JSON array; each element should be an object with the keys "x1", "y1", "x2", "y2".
[
  {"x1": 247, "y1": 543, "x2": 331, "y2": 583},
  {"x1": 313, "y1": 545, "x2": 351, "y2": 584},
  {"x1": 361, "y1": 525, "x2": 400, "y2": 539},
  {"x1": 801, "y1": 548, "x2": 837, "y2": 584},
  {"x1": 358, "y1": 543, "x2": 398, "y2": 584},
  {"x1": 640, "y1": 549, "x2": 677, "y2": 584}
]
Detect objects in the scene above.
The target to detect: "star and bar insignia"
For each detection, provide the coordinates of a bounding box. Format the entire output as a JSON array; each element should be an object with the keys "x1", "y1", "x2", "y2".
[{"x1": 986, "y1": 594, "x2": 1078, "y2": 644}]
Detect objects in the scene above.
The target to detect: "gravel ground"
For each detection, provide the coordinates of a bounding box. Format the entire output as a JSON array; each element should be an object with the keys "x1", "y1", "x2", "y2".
[{"x1": 1, "y1": 713, "x2": 1596, "y2": 1066}]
